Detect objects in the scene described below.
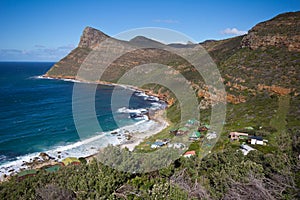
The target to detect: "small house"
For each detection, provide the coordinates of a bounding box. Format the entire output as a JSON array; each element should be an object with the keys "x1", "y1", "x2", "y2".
[
  {"x1": 189, "y1": 131, "x2": 201, "y2": 141},
  {"x1": 206, "y1": 131, "x2": 217, "y2": 140},
  {"x1": 240, "y1": 144, "x2": 256, "y2": 155},
  {"x1": 62, "y1": 157, "x2": 81, "y2": 166},
  {"x1": 151, "y1": 141, "x2": 165, "y2": 149},
  {"x1": 183, "y1": 151, "x2": 196, "y2": 158},
  {"x1": 162, "y1": 138, "x2": 170, "y2": 145},
  {"x1": 248, "y1": 136, "x2": 266, "y2": 145},
  {"x1": 186, "y1": 119, "x2": 199, "y2": 127},
  {"x1": 198, "y1": 126, "x2": 208, "y2": 132},
  {"x1": 168, "y1": 143, "x2": 186, "y2": 149},
  {"x1": 176, "y1": 127, "x2": 189, "y2": 135},
  {"x1": 229, "y1": 132, "x2": 249, "y2": 140}
]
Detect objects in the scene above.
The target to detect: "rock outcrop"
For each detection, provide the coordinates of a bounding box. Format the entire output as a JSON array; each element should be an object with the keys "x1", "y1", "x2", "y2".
[
  {"x1": 78, "y1": 26, "x2": 110, "y2": 49},
  {"x1": 241, "y1": 11, "x2": 300, "y2": 51}
]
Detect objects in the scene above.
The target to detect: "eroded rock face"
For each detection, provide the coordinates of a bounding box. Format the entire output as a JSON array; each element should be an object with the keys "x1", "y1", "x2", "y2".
[
  {"x1": 257, "y1": 84, "x2": 294, "y2": 96},
  {"x1": 78, "y1": 26, "x2": 110, "y2": 49},
  {"x1": 241, "y1": 11, "x2": 300, "y2": 51}
]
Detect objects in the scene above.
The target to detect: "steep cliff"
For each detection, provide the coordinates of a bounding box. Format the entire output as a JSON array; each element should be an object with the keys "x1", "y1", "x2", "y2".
[
  {"x1": 45, "y1": 27, "x2": 109, "y2": 78},
  {"x1": 78, "y1": 26, "x2": 110, "y2": 49}
]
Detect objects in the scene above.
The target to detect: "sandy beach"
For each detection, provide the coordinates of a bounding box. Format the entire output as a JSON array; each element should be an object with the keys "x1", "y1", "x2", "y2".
[{"x1": 0, "y1": 107, "x2": 169, "y2": 182}]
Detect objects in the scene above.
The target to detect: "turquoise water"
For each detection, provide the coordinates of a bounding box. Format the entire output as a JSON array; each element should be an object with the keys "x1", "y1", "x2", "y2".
[{"x1": 0, "y1": 62, "x2": 162, "y2": 170}]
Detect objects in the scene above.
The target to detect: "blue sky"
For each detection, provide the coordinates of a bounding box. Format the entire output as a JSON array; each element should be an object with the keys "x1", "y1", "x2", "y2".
[{"x1": 0, "y1": 0, "x2": 299, "y2": 61}]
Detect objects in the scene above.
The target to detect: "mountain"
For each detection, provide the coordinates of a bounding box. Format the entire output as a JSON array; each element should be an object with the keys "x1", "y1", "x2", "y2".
[
  {"x1": 78, "y1": 26, "x2": 110, "y2": 49},
  {"x1": 129, "y1": 36, "x2": 166, "y2": 48},
  {"x1": 45, "y1": 11, "x2": 300, "y2": 106}
]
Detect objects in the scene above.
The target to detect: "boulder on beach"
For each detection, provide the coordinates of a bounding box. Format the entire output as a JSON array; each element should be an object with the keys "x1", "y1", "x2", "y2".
[{"x1": 39, "y1": 152, "x2": 53, "y2": 161}]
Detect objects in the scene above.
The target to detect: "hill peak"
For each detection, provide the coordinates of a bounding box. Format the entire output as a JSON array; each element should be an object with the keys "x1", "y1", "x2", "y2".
[
  {"x1": 78, "y1": 26, "x2": 110, "y2": 49},
  {"x1": 129, "y1": 36, "x2": 165, "y2": 48},
  {"x1": 241, "y1": 11, "x2": 300, "y2": 51}
]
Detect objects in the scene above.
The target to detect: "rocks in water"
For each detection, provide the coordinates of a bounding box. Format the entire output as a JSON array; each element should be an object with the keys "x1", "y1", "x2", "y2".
[
  {"x1": 111, "y1": 131, "x2": 118, "y2": 135},
  {"x1": 124, "y1": 134, "x2": 132, "y2": 140}
]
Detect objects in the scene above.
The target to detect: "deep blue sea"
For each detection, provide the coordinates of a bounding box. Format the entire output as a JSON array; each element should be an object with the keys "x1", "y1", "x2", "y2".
[{"x1": 0, "y1": 62, "x2": 163, "y2": 174}]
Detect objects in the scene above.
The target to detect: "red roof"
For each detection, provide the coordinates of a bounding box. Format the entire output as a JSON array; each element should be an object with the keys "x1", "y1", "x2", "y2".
[{"x1": 184, "y1": 151, "x2": 196, "y2": 156}]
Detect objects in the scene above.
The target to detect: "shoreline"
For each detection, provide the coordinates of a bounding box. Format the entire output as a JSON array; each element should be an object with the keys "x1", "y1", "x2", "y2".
[
  {"x1": 0, "y1": 75, "x2": 171, "y2": 182},
  {"x1": 39, "y1": 74, "x2": 170, "y2": 103},
  {"x1": 118, "y1": 109, "x2": 169, "y2": 151},
  {"x1": 0, "y1": 109, "x2": 169, "y2": 182}
]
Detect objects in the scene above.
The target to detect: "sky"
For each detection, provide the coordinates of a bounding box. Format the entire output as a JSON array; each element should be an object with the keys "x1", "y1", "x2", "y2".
[{"x1": 0, "y1": 0, "x2": 299, "y2": 61}]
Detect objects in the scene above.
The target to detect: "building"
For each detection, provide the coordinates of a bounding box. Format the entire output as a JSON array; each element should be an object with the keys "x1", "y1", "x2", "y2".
[
  {"x1": 248, "y1": 136, "x2": 268, "y2": 145},
  {"x1": 183, "y1": 151, "x2": 196, "y2": 158},
  {"x1": 185, "y1": 119, "x2": 199, "y2": 127},
  {"x1": 198, "y1": 126, "x2": 208, "y2": 132},
  {"x1": 168, "y1": 143, "x2": 186, "y2": 149},
  {"x1": 229, "y1": 132, "x2": 249, "y2": 140},
  {"x1": 240, "y1": 144, "x2": 256, "y2": 155},
  {"x1": 151, "y1": 141, "x2": 165, "y2": 149},
  {"x1": 176, "y1": 127, "x2": 189, "y2": 135},
  {"x1": 206, "y1": 131, "x2": 217, "y2": 140},
  {"x1": 62, "y1": 157, "x2": 81, "y2": 166},
  {"x1": 189, "y1": 131, "x2": 201, "y2": 141}
]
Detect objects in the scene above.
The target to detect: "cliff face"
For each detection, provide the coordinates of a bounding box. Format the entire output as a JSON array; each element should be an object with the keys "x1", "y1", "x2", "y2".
[
  {"x1": 201, "y1": 11, "x2": 300, "y2": 104},
  {"x1": 78, "y1": 26, "x2": 110, "y2": 49},
  {"x1": 241, "y1": 11, "x2": 300, "y2": 51}
]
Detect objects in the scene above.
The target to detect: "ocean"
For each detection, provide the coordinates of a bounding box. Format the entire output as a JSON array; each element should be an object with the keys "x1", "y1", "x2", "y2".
[{"x1": 0, "y1": 62, "x2": 165, "y2": 175}]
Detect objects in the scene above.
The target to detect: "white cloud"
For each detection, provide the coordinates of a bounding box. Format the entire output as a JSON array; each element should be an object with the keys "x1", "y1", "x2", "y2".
[
  {"x1": 153, "y1": 19, "x2": 180, "y2": 24},
  {"x1": 221, "y1": 28, "x2": 247, "y2": 35},
  {"x1": 0, "y1": 44, "x2": 75, "y2": 61}
]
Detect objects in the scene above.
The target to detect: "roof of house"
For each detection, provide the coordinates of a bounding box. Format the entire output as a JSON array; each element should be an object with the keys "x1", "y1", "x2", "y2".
[
  {"x1": 241, "y1": 144, "x2": 255, "y2": 151},
  {"x1": 249, "y1": 136, "x2": 263, "y2": 141},
  {"x1": 187, "y1": 119, "x2": 199, "y2": 124},
  {"x1": 230, "y1": 132, "x2": 249, "y2": 136},
  {"x1": 153, "y1": 141, "x2": 164, "y2": 146},
  {"x1": 62, "y1": 157, "x2": 81, "y2": 166},
  {"x1": 189, "y1": 131, "x2": 201, "y2": 138},
  {"x1": 206, "y1": 132, "x2": 217, "y2": 139},
  {"x1": 178, "y1": 127, "x2": 189, "y2": 132},
  {"x1": 184, "y1": 151, "x2": 196, "y2": 155}
]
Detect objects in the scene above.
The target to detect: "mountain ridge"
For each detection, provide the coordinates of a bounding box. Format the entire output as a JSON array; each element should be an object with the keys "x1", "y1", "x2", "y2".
[{"x1": 45, "y1": 11, "x2": 300, "y2": 105}]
